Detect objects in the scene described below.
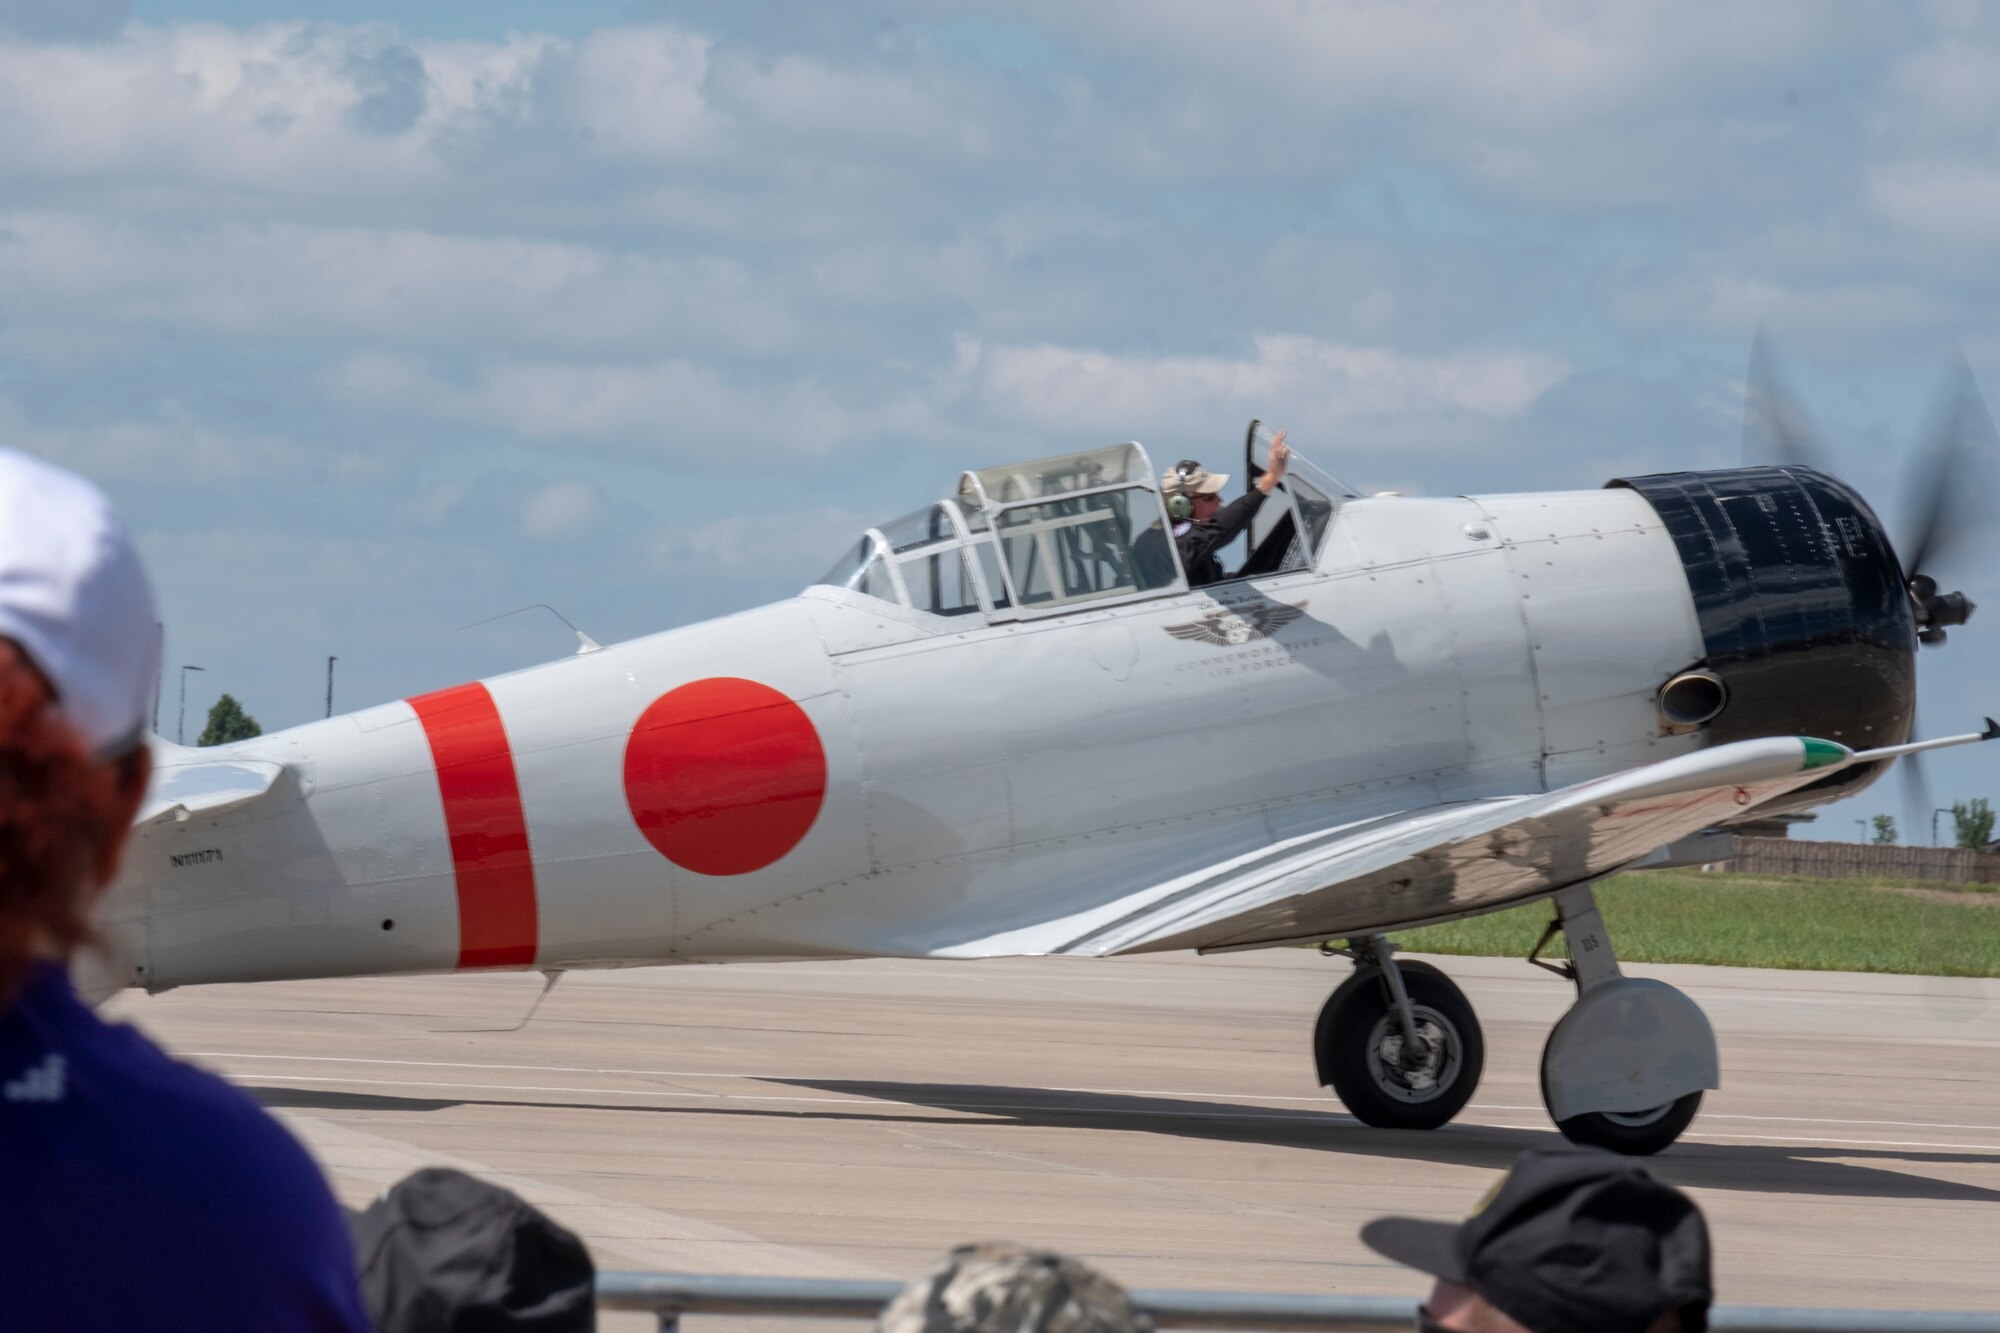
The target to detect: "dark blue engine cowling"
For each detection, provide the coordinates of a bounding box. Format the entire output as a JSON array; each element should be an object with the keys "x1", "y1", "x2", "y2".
[{"x1": 1610, "y1": 466, "x2": 1917, "y2": 802}]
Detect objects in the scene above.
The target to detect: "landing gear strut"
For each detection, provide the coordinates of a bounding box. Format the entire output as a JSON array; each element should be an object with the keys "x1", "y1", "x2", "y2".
[
  {"x1": 1312, "y1": 888, "x2": 1713, "y2": 1152},
  {"x1": 1314, "y1": 936, "x2": 1484, "y2": 1130},
  {"x1": 1535, "y1": 883, "x2": 1715, "y2": 1155}
]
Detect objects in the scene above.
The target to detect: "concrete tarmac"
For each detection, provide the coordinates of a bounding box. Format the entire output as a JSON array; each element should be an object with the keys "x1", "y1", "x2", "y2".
[{"x1": 108, "y1": 951, "x2": 2000, "y2": 1326}]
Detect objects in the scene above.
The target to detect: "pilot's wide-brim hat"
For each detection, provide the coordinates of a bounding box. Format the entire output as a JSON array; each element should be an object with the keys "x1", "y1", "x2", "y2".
[{"x1": 1161, "y1": 461, "x2": 1229, "y2": 497}]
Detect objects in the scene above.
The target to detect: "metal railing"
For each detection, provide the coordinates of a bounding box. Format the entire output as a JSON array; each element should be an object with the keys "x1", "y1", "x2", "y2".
[{"x1": 596, "y1": 1272, "x2": 2000, "y2": 1333}]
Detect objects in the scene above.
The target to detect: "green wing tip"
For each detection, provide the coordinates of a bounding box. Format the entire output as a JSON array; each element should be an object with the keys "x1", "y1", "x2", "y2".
[{"x1": 1800, "y1": 737, "x2": 1849, "y2": 770}]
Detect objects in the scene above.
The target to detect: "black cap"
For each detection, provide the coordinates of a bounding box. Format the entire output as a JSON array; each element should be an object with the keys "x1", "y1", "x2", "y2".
[
  {"x1": 1360, "y1": 1147, "x2": 1711, "y2": 1333},
  {"x1": 350, "y1": 1167, "x2": 595, "y2": 1333}
]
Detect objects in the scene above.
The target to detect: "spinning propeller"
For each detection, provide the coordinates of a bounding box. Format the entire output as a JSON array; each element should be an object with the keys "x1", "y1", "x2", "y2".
[
  {"x1": 1894, "y1": 353, "x2": 1991, "y2": 646},
  {"x1": 1743, "y1": 329, "x2": 1999, "y2": 840}
]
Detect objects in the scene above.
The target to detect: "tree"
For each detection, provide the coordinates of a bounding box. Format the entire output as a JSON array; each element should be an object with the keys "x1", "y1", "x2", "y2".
[
  {"x1": 1949, "y1": 798, "x2": 1995, "y2": 850},
  {"x1": 1870, "y1": 814, "x2": 1898, "y2": 845},
  {"x1": 197, "y1": 694, "x2": 262, "y2": 747}
]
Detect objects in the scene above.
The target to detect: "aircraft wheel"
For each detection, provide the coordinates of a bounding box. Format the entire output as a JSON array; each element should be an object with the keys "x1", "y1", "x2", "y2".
[
  {"x1": 1548, "y1": 1088, "x2": 1703, "y2": 1157},
  {"x1": 1314, "y1": 960, "x2": 1483, "y2": 1130}
]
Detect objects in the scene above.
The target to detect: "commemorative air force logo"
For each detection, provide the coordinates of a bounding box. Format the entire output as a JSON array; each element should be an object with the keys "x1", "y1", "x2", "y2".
[{"x1": 1164, "y1": 601, "x2": 1307, "y2": 646}]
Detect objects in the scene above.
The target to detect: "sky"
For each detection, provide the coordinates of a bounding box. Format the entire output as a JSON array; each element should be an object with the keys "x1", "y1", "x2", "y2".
[{"x1": 3, "y1": 0, "x2": 1997, "y2": 838}]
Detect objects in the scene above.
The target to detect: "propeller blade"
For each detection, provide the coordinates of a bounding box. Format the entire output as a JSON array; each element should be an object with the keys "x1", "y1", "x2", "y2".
[
  {"x1": 1902, "y1": 744, "x2": 1934, "y2": 846},
  {"x1": 1887, "y1": 717, "x2": 1999, "y2": 843},
  {"x1": 1743, "y1": 326, "x2": 1832, "y2": 472},
  {"x1": 1896, "y1": 352, "x2": 1999, "y2": 584}
]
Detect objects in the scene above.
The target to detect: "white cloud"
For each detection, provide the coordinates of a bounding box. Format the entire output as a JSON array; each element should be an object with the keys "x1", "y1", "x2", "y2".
[
  {"x1": 0, "y1": 21, "x2": 731, "y2": 205},
  {"x1": 0, "y1": 396, "x2": 313, "y2": 480},
  {"x1": 561, "y1": 26, "x2": 719, "y2": 159},
  {"x1": 714, "y1": 50, "x2": 987, "y2": 154},
  {"x1": 0, "y1": 17, "x2": 1019, "y2": 224},
  {"x1": 519, "y1": 480, "x2": 601, "y2": 538},
  {"x1": 329, "y1": 353, "x2": 946, "y2": 455},
  {"x1": 806, "y1": 205, "x2": 1133, "y2": 311},
  {"x1": 1880, "y1": 35, "x2": 2000, "y2": 132},
  {"x1": 977, "y1": 0, "x2": 1903, "y2": 222},
  {"x1": 0, "y1": 23, "x2": 462, "y2": 194},
  {"x1": 0, "y1": 212, "x2": 799, "y2": 356},
  {"x1": 335, "y1": 333, "x2": 1568, "y2": 466},
  {"x1": 1868, "y1": 160, "x2": 2000, "y2": 245},
  {"x1": 1028, "y1": 1, "x2": 1843, "y2": 128},
  {"x1": 647, "y1": 506, "x2": 867, "y2": 577},
  {"x1": 1615, "y1": 268, "x2": 1944, "y2": 345},
  {"x1": 969, "y1": 334, "x2": 1570, "y2": 439}
]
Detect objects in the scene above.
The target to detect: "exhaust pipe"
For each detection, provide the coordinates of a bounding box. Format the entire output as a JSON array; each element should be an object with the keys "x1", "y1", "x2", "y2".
[{"x1": 1658, "y1": 670, "x2": 1728, "y2": 731}]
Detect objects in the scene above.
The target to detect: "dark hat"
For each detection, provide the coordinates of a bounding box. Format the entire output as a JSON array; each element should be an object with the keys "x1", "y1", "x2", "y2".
[
  {"x1": 350, "y1": 1167, "x2": 595, "y2": 1333},
  {"x1": 1360, "y1": 1147, "x2": 1711, "y2": 1333}
]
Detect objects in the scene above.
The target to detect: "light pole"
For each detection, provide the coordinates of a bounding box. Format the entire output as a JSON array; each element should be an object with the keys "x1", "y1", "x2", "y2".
[
  {"x1": 1854, "y1": 818, "x2": 1868, "y2": 842},
  {"x1": 177, "y1": 664, "x2": 205, "y2": 745},
  {"x1": 1934, "y1": 807, "x2": 1955, "y2": 847},
  {"x1": 150, "y1": 623, "x2": 164, "y2": 734}
]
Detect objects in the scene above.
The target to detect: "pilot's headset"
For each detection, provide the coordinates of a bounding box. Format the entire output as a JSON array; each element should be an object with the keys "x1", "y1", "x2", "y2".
[{"x1": 1163, "y1": 460, "x2": 1209, "y2": 521}]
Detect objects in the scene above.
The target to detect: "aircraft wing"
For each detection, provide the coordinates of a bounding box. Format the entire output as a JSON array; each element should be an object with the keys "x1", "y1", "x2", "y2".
[
  {"x1": 137, "y1": 756, "x2": 286, "y2": 826},
  {"x1": 939, "y1": 730, "x2": 1985, "y2": 959}
]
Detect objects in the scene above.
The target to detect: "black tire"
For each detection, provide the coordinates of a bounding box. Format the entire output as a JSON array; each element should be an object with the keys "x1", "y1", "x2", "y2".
[
  {"x1": 1314, "y1": 960, "x2": 1484, "y2": 1130},
  {"x1": 1551, "y1": 1092, "x2": 1703, "y2": 1157}
]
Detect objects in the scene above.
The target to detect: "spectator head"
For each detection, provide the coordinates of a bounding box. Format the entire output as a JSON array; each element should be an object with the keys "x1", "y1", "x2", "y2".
[
  {"x1": 879, "y1": 1242, "x2": 1150, "y2": 1333},
  {"x1": 0, "y1": 448, "x2": 159, "y2": 1001},
  {"x1": 1361, "y1": 1146, "x2": 1712, "y2": 1333}
]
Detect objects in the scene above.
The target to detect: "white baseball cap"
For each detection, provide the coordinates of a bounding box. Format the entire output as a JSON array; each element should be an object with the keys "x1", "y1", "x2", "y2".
[{"x1": 0, "y1": 447, "x2": 159, "y2": 757}]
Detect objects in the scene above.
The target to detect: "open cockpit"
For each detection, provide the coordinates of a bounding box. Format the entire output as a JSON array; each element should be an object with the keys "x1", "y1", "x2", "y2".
[{"x1": 810, "y1": 425, "x2": 1357, "y2": 622}]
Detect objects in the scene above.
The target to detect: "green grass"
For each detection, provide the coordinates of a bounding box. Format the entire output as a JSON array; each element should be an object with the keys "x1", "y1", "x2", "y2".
[{"x1": 1391, "y1": 870, "x2": 2000, "y2": 977}]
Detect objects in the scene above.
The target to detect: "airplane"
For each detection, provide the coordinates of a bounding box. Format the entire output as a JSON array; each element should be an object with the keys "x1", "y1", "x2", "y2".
[{"x1": 89, "y1": 355, "x2": 1997, "y2": 1157}]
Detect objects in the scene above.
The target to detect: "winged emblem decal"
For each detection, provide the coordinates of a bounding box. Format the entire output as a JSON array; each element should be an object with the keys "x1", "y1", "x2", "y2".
[{"x1": 1164, "y1": 600, "x2": 1308, "y2": 646}]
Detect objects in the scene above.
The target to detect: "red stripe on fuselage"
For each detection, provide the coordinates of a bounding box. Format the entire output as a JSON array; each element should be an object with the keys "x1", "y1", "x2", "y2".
[{"x1": 408, "y1": 682, "x2": 539, "y2": 969}]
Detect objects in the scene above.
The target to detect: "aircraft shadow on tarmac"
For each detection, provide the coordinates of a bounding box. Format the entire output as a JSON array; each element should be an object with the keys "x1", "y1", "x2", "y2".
[{"x1": 250, "y1": 1076, "x2": 2000, "y2": 1206}]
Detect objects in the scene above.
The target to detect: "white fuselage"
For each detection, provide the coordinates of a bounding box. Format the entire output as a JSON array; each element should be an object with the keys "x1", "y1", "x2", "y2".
[{"x1": 103, "y1": 487, "x2": 1705, "y2": 990}]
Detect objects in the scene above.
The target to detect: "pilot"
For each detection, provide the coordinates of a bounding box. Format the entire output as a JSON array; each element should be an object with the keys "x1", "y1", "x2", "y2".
[
  {"x1": 1159, "y1": 429, "x2": 1291, "y2": 587},
  {"x1": 0, "y1": 448, "x2": 369, "y2": 1331}
]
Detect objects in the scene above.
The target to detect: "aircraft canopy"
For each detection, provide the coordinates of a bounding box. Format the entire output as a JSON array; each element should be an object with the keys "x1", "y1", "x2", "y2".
[{"x1": 812, "y1": 435, "x2": 1355, "y2": 622}]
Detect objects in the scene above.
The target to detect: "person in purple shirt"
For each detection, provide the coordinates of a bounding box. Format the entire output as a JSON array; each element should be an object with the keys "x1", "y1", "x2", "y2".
[{"x1": 0, "y1": 447, "x2": 369, "y2": 1332}]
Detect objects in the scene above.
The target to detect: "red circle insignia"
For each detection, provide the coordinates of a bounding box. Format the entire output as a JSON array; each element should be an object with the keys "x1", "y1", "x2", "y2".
[{"x1": 622, "y1": 677, "x2": 827, "y2": 876}]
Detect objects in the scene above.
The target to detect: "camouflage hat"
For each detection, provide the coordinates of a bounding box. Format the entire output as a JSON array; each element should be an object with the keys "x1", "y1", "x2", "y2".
[{"x1": 878, "y1": 1243, "x2": 1151, "y2": 1333}]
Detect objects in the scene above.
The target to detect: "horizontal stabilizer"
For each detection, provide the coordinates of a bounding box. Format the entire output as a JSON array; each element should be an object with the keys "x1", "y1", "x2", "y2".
[{"x1": 138, "y1": 756, "x2": 285, "y2": 826}]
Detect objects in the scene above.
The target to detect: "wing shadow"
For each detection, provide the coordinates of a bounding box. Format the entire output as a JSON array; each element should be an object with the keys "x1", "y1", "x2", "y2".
[
  {"x1": 249, "y1": 1076, "x2": 2000, "y2": 1206},
  {"x1": 772, "y1": 1077, "x2": 2000, "y2": 1205}
]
